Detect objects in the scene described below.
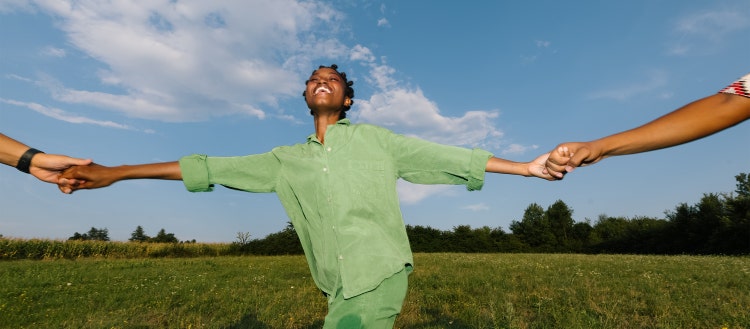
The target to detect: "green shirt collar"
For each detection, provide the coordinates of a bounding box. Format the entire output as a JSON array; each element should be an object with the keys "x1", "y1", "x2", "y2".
[{"x1": 306, "y1": 118, "x2": 351, "y2": 144}]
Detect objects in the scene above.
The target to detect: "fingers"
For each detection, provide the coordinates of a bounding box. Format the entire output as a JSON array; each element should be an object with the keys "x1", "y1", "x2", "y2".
[
  {"x1": 57, "y1": 175, "x2": 89, "y2": 194},
  {"x1": 567, "y1": 147, "x2": 592, "y2": 168},
  {"x1": 545, "y1": 146, "x2": 572, "y2": 178},
  {"x1": 69, "y1": 158, "x2": 93, "y2": 166}
]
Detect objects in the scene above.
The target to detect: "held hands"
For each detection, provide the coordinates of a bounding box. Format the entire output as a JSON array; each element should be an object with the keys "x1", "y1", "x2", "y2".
[
  {"x1": 544, "y1": 141, "x2": 605, "y2": 178},
  {"x1": 58, "y1": 163, "x2": 118, "y2": 194},
  {"x1": 527, "y1": 152, "x2": 559, "y2": 181},
  {"x1": 29, "y1": 153, "x2": 92, "y2": 184}
]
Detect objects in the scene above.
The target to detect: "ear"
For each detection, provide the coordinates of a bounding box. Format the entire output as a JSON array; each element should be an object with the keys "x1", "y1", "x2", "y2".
[{"x1": 344, "y1": 98, "x2": 352, "y2": 107}]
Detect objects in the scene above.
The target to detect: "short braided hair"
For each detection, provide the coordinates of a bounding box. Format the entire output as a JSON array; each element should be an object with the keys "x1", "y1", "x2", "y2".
[{"x1": 302, "y1": 64, "x2": 355, "y2": 118}]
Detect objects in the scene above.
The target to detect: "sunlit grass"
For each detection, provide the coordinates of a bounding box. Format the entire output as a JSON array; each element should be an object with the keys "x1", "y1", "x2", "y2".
[{"x1": 0, "y1": 253, "x2": 748, "y2": 328}]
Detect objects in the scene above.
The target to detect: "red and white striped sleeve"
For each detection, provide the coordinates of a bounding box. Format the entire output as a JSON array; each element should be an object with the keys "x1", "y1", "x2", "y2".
[{"x1": 718, "y1": 73, "x2": 750, "y2": 98}]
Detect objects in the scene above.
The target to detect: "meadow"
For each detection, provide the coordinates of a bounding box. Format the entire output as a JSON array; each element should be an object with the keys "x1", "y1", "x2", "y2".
[{"x1": 1, "y1": 252, "x2": 748, "y2": 329}]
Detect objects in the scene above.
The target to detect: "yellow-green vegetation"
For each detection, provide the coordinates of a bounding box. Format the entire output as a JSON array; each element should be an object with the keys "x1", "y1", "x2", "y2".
[
  {"x1": 1, "y1": 253, "x2": 748, "y2": 328},
  {"x1": 0, "y1": 238, "x2": 231, "y2": 260}
]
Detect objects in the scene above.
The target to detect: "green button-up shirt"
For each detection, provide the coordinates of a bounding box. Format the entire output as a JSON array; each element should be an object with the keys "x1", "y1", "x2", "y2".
[{"x1": 179, "y1": 119, "x2": 493, "y2": 298}]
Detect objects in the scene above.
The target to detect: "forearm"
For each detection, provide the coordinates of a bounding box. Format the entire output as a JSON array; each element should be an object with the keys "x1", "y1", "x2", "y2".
[
  {"x1": 0, "y1": 133, "x2": 32, "y2": 167},
  {"x1": 594, "y1": 93, "x2": 750, "y2": 157},
  {"x1": 485, "y1": 157, "x2": 531, "y2": 176},
  {"x1": 110, "y1": 162, "x2": 183, "y2": 181}
]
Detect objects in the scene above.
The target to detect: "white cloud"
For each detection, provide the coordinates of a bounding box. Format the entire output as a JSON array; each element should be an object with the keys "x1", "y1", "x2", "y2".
[
  {"x1": 377, "y1": 18, "x2": 389, "y2": 27},
  {"x1": 2, "y1": 1, "x2": 532, "y2": 205},
  {"x1": 587, "y1": 70, "x2": 668, "y2": 101},
  {"x1": 500, "y1": 143, "x2": 538, "y2": 156},
  {"x1": 668, "y1": 10, "x2": 750, "y2": 56},
  {"x1": 41, "y1": 46, "x2": 66, "y2": 58},
  {"x1": 0, "y1": 98, "x2": 135, "y2": 130},
  {"x1": 462, "y1": 203, "x2": 489, "y2": 211},
  {"x1": 356, "y1": 86, "x2": 503, "y2": 148},
  {"x1": 535, "y1": 40, "x2": 550, "y2": 48},
  {"x1": 6, "y1": 0, "x2": 347, "y2": 122},
  {"x1": 353, "y1": 62, "x2": 504, "y2": 148},
  {"x1": 350, "y1": 44, "x2": 375, "y2": 62},
  {"x1": 396, "y1": 180, "x2": 456, "y2": 205}
]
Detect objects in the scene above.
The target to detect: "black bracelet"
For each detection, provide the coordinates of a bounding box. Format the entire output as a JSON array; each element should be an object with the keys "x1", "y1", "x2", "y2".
[{"x1": 16, "y1": 148, "x2": 44, "y2": 174}]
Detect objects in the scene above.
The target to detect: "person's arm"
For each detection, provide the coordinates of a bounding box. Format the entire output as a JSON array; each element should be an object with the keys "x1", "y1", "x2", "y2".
[
  {"x1": 60, "y1": 162, "x2": 182, "y2": 193},
  {"x1": 0, "y1": 133, "x2": 92, "y2": 184},
  {"x1": 546, "y1": 92, "x2": 750, "y2": 177},
  {"x1": 486, "y1": 153, "x2": 556, "y2": 181}
]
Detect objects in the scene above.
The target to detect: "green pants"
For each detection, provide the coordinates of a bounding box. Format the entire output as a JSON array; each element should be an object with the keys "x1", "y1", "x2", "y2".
[{"x1": 323, "y1": 266, "x2": 411, "y2": 329}]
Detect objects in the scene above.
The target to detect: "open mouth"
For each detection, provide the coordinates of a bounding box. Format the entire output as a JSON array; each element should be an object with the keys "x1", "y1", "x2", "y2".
[{"x1": 314, "y1": 86, "x2": 331, "y2": 95}]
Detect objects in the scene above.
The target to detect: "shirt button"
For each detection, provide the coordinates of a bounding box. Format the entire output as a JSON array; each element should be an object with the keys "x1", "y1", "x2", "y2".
[
  {"x1": 338, "y1": 255, "x2": 344, "y2": 260},
  {"x1": 326, "y1": 147, "x2": 332, "y2": 152},
  {"x1": 322, "y1": 167, "x2": 328, "y2": 172}
]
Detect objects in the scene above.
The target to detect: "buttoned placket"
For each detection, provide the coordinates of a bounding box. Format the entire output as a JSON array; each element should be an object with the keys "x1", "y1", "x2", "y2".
[{"x1": 320, "y1": 136, "x2": 346, "y2": 274}]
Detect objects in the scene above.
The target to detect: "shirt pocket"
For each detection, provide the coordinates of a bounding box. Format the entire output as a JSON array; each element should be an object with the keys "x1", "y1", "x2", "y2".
[{"x1": 346, "y1": 160, "x2": 387, "y2": 205}]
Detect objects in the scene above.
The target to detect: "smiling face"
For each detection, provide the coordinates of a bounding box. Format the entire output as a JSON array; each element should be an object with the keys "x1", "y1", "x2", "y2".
[{"x1": 304, "y1": 67, "x2": 350, "y2": 116}]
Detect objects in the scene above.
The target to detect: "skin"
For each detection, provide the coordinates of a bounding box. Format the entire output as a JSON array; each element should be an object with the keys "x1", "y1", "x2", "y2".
[
  {"x1": 0, "y1": 133, "x2": 91, "y2": 191},
  {"x1": 60, "y1": 67, "x2": 556, "y2": 193},
  {"x1": 546, "y1": 92, "x2": 750, "y2": 178}
]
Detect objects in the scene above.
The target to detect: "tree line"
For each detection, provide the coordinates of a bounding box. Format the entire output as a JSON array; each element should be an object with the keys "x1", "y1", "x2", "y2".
[
  {"x1": 244, "y1": 171, "x2": 749, "y2": 256},
  {"x1": 62, "y1": 171, "x2": 750, "y2": 256},
  {"x1": 68, "y1": 226, "x2": 192, "y2": 244}
]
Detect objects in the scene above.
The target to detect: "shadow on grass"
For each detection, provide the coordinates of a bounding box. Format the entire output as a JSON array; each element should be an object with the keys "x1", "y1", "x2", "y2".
[
  {"x1": 223, "y1": 308, "x2": 471, "y2": 329},
  {"x1": 223, "y1": 313, "x2": 324, "y2": 329}
]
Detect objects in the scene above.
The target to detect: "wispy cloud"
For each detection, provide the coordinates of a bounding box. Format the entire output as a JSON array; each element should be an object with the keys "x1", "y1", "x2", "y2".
[
  {"x1": 41, "y1": 46, "x2": 66, "y2": 58},
  {"x1": 0, "y1": 98, "x2": 135, "y2": 130},
  {"x1": 587, "y1": 70, "x2": 668, "y2": 101},
  {"x1": 4, "y1": 0, "x2": 346, "y2": 122},
  {"x1": 347, "y1": 53, "x2": 512, "y2": 203},
  {"x1": 500, "y1": 143, "x2": 539, "y2": 156},
  {"x1": 397, "y1": 180, "x2": 456, "y2": 205},
  {"x1": 521, "y1": 39, "x2": 554, "y2": 64},
  {"x1": 351, "y1": 56, "x2": 505, "y2": 149},
  {"x1": 667, "y1": 10, "x2": 750, "y2": 56},
  {"x1": 4, "y1": 1, "x2": 514, "y2": 152},
  {"x1": 462, "y1": 203, "x2": 489, "y2": 211},
  {"x1": 2, "y1": 1, "x2": 530, "y2": 205}
]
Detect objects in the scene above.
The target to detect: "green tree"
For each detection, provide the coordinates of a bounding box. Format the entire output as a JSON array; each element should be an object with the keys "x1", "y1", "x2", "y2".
[
  {"x1": 589, "y1": 215, "x2": 629, "y2": 252},
  {"x1": 129, "y1": 226, "x2": 150, "y2": 242},
  {"x1": 735, "y1": 172, "x2": 750, "y2": 197},
  {"x1": 150, "y1": 228, "x2": 178, "y2": 243},
  {"x1": 246, "y1": 222, "x2": 302, "y2": 255},
  {"x1": 406, "y1": 225, "x2": 446, "y2": 252},
  {"x1": 569, "y1": 220, "x2": 593, "y2": 252},
  {"x1": 69, "y1": 227, "x2": 109, "y2": 241},
  {"x1": 510, "y1": 203, "x2": 555, "y2": 251},
  {"x1": 545, "y1": 200, "x2": 574, "y2": 250}
]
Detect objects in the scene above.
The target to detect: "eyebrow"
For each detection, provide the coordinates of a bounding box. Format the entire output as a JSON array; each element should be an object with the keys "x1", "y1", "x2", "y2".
[{"x1": 308, "y1": 72, "x2": 341, "y2": 81}]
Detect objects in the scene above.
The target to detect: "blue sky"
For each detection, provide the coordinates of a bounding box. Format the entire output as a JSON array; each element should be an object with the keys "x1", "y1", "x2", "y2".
[{"x1": 2, "y1": 0, "x2": 749, "y2": 242}]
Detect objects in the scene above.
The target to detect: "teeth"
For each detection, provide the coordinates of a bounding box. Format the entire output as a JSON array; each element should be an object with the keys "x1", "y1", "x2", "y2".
[{"x1": 314, "y1": 86, "x2": 331, "y2": 95}]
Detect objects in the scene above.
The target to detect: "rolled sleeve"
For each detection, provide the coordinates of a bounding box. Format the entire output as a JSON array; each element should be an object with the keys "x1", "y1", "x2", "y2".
[
  {"x1": 467, "y1": 148, "x2": 493, "y2": 191},
  {"x1": 179, "y1": 154, "x2": 214, "y2": 192}
]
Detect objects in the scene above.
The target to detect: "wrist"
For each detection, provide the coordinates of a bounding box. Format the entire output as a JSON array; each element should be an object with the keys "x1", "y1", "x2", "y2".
[{"x1": 16, "y1": 148, "x2": 44, "y2": 174}]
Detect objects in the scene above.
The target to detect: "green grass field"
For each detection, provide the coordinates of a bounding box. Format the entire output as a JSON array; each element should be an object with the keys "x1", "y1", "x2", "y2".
[{"x1": 1, "y1": 253, "x2": 748, "y2": 328}]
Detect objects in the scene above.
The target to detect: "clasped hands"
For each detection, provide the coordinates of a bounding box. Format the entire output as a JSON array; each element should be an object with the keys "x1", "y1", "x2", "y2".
[{"x1": 57, "y1": 163, "x2": 116, "y2": 194}]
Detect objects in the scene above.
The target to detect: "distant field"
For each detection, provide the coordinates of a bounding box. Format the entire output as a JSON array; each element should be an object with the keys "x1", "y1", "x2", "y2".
[{"x1": 1, "y1": 253, "x2": 748, "y2": 328}]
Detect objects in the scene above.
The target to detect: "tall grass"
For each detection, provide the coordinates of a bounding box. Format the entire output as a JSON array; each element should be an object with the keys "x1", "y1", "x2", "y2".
[
  {"x1": 0, "y1": 238, "x2": 231, "y2": 260},
  {"x1": 1, "y1": 253, "x2": 748, "y2": 328}
]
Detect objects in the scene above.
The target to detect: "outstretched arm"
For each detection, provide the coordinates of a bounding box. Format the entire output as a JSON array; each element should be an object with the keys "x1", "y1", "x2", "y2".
[
  {"x1": 60, "y1": 161, "x2": 182, "y2": 193},
  {"x1": 546, "y1": 92, "x2": 750, "y2": 178},
  {"x1": 0, "y1": 133, "x2": 92, "y2": 184},
  {"x1": 486, "y1": 153, "x2": 557, "y2": 181}
]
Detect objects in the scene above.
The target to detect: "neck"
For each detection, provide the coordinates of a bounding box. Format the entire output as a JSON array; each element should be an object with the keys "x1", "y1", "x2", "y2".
[{"x1": 313, "y1": 112, "x2": 342, "y2": 144}]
